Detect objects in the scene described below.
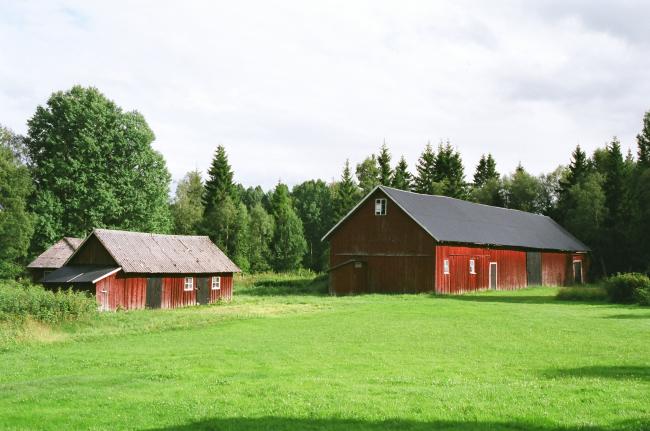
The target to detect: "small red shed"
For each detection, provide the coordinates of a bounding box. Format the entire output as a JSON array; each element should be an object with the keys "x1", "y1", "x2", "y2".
[
  {"x1": 323, "y1": 186, "x2": 590, "y2": 295},
  {"x1": 41, "y1": 229, "x2": 240, "y2": 311}
]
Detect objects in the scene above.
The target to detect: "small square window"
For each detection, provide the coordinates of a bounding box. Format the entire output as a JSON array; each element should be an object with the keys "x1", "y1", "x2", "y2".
[
  {"x1": 469, "y1": 259, "x2": 476, "y2": 274},
  {"x1": 184, "y1": 277, "x2": 194, "y2": 291},
  {"x1": 443, "y1": 259, "x2": 450, "y2": 274},
  {"x1": 211, "y1": 276, "x2": 221, "y2": 290},
  {"x1": 375, "y1": 198, "x2": 387, "y2": 216}
]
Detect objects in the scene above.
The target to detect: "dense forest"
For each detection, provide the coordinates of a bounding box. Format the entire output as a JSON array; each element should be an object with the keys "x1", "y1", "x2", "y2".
[{"x1": 1, "y1": 85, "x2": 650, "y2": 279}]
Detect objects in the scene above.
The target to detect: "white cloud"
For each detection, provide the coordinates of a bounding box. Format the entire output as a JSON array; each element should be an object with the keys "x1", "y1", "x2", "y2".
[{"x1": 1, "y1": 0, "x2": 649, "y2": 189}]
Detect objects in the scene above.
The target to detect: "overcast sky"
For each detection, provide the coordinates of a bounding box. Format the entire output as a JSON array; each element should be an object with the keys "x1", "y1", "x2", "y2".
[{"x1": 1, "y1": 1, "x2": 649, "y2": 190}]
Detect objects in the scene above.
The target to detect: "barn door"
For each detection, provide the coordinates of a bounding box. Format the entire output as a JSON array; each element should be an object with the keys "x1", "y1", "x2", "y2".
[
  {"x1": 489, "y1": 262, "x2": 498, "y2": 290},
  {"x1": 573, "y1": 261, "x2": 583, "y2": 284},
  {"x1": 146, "y1": 277, "x2": 162, "y2": 309},
  {"x1": 196, "y1": 277, "x2": 211, "y2": 304},
  {"x1": 526, "y1": 252, "x2": 542, "y2": 286}
]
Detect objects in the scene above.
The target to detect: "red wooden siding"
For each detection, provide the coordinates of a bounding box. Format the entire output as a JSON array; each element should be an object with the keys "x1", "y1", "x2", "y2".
[
  {"x1": 95, "y1": 273, "x2": 146, "y2": 311},
  {"x1": 328, "y1": 189, "x2": 436, "y2": 294},
  {"x1": 541, "y1": 252, "x2": 567, "y2": 286},
  {"x1": 210, "y1": 274, "x2": 233, "y2": 302},
  {"x1": 435, "y1": 245, "x2": 527, "y2": 294},
  {"x1": 95, "y1": 273, "x2": 233, "y2": 311}
]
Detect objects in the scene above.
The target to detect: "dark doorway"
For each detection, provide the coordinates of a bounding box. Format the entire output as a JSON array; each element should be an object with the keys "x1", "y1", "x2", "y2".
[
  {"x1": 573, "y1": 261, "x2": 583, "y2": 284},
  {"x1": 489, "y1": 262, "x2": 498, "y2": 290},
  {"x1": 197, "y1": 277, "x2": 211, "y2": 304},
  {"x1": 146, "y1": 277, "x2": 162, "y2": 309},
  {"x1": 526, "y1": 252, "x2": 542, "y2": 286}
]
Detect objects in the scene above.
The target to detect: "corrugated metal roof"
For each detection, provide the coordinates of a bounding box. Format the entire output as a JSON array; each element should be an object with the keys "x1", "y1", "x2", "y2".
[
  {"x1": 27, "y1": 237, "x2": 83, "y2": 269},
  {"x1": 75, "y1": 229, "x2": 241, "y2": 274},
  {"x1": 42, "y1": 265, "x2": 120, "y2": 284},
  {"x1": 324, "y1": 186, "x2": 590, "y2": 252}
]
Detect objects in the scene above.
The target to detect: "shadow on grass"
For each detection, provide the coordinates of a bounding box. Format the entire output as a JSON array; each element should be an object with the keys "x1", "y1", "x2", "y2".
[
  {"x1": 604, "y1": 313, "x2": 650, "y2": 320},
  {"x1": 432, "y1": 294, "x2": 581, "y2": 305},
  {"x1": 147, "y1": 416, "x2": 648, "y2": 431},
  {"x1": 544, "y1": 365, "x2": 650, "y2": 381},
  {"x1": 237, "y1": 275, "x2": 329, "y2": 297}
]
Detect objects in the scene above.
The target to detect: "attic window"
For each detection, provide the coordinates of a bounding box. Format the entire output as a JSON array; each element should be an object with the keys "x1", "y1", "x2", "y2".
[
  {"x1": 184, "y1": 277, "x2": 194, "y2": 291},
  {"x1": 212, "y1": 276, "x2": 221, "y2": 290},
  {"x1": 375, "y1": 198, "x2": 387, "y2": 216}
]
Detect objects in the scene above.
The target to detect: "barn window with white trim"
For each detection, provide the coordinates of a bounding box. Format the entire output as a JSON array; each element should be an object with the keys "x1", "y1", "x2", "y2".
[
  {"x1": 375, "y1": 198, "x2": 387, "y2": 215},
  {"x1": 443, "y1": 259, "x2": 450, "y2": 274},
  {"x1": 469, "y1": 259, "x2": 476, "y2": 274},
  {"x1": 212, "y1": 276, "x2": 221, "y2": 290},
  {"x1": 183, "y1": 277, "x2": 194, "y2": 291}
]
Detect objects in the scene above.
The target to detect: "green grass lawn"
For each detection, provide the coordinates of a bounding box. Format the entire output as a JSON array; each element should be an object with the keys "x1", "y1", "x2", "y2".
[{"x1": 1, "y1": 274, "x2": 649, "y2": 430}]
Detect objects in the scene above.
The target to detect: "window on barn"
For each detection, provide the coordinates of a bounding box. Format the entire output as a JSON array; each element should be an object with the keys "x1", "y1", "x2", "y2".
[
  {"x1": 184, "y1": 277, "x2": 194, "y2": 291},
  {"x1": 212, "y1": 276, "x2": 221, "y2": 290},
  {"x1": 443, "y1": 259, "x2": 450, "y2": 274},
  {"x1": 469, "y1": 259, "x2": 476, "y2": 274},
  {"x1": 375, "y1": 198, "x2": 387, "y2": 215}
]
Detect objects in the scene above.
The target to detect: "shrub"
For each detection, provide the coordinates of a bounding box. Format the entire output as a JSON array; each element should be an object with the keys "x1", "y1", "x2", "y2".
[
  {"x1": 556, "y1": 286, "x2": 607, "y2": 301},
  {"x1": 604, "y1": 273, "x2": 650, "y2": 304},
  {"x1": 634, "y1": 284, "x2": 650, "y2": 306},
  {"x1": 0, "y1": 280, "x2": 97, "y2": 324}
]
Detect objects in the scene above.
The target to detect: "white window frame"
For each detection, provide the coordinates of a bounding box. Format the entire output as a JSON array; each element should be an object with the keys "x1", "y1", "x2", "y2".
[
  {"x1": 374, "y1": 198, "x2": 387, "y2": 216},
  {"x1": 443, "y1": 259, "x2": 450, "y2": 275},
  {"x1": 211, "y1": 276, "x2": 221, "y2": 290},
  {"x1": 469, "y1": 259, "x2": 476, "y2": 274},
  {"x1": 572, "y1": 260, "x2": 583, "y2": 284},
  {"x1": 184, "y1": 277, "x2": 194, "y2": 292}
]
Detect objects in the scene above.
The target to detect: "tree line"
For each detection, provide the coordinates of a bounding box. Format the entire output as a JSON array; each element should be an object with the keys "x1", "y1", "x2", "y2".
[{"x1": 1, "y1": 85, "x2": 649, "y2": 279}]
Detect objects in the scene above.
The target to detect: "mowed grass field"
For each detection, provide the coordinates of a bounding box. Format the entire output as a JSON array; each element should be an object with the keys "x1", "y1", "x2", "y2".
[{"x1": 1, "y1": 274, "x2": 649, "y2": 430}]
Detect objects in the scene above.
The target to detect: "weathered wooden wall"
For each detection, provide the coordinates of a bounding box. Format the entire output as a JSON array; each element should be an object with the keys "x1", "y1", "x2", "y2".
[
  {"x1": 69, "y1": 236, "x2": 116, "y2": 266},
  {"x1": 95, "y1": 273, "x2": 233, "y2": 311},
  {"x1": 328, "y1": 189, "x2": 436, "y2": 294},
  {"x1": 435, "y1": 245, "x2": 527, "y2": 294}
]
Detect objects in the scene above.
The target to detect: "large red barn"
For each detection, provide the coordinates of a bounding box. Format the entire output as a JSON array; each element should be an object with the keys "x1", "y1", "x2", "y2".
[
  {"x1": 323, "y1": 186, "x2": 590, "y2": 295},
  {"x1": 38, "y1": 229, "x2": 240, "y2": 311}
]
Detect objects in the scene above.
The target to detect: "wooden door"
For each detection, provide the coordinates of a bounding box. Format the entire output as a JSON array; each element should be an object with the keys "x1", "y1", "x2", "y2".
[
  {"x1": 196, "y1": 277, "x2": 211, "y2": 304},
  {"x1": 526, "y1": 252, "x2": 542, "y2": 286},
  {"x1": 489, "y1": 262, "x2": 498, "y2": 290},
  {"x1": 146, "y1": 277, "x2": 162, "y2": 309},
  {"x1": 573, "y1": 261, "x2": 583, "y2": 284}
]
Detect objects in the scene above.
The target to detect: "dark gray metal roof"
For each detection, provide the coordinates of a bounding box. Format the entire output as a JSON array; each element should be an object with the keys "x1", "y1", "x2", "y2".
[
  {"x1": 42, "y1": 266, "x2": 121, "y2": 284},
  {"x1": 323, "y1": 185, "x2": 589, "y2": 252}
]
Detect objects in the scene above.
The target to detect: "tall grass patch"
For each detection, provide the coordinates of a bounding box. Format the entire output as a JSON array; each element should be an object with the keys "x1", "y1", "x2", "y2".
[
  {"x1": 0, "y1": 280, "x2": 97, "y2": 324},
  {"x1": 556, "y1": 285, "x2": 607, "y2": 301}
]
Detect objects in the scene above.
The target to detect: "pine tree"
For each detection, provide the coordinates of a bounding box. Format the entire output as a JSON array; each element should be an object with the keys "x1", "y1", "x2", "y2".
[
  {"x1": 637, "y1": 110, "x2": 650, "y2": 168},
  {"x1": 332, "y1": 160, "x2": 360, "y2": 221},
  {"x1": 391, "y1": 156, "x2": 412, "y2": 190},
  {"x1": 356, "y1": 155, "x2": 380, "y2": 194},
  {"x1": 413, "y1": 143, "x2": 441, "y2": 195},
  {"x1": 377, "y1": 142, "x2": 392, "y2": 186},
  {"x1": 557, "y1": 145, "x2": 591, "y2": 223},
  {"x1": 203, "y1": 145, "x2": 235, "y2": 214}
]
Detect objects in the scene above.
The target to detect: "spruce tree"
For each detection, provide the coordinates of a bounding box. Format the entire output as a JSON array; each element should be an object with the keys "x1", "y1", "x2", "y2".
[
  {"x1": 332, "y1": 160, "x2": 360, "y2": 221},
  {"x1": 203, "y1": 145, "x2": 235, "y2": 214},
  {"x1": 413, "y1": 143, "x2": 441, "y2": 195},
  {"x1": 434, "y1": 141, "x2": 466, "y2": 198},
  {"x1": 473, "y1": 155, "x2": 488, "y2": 187},
  {"x1": 637, "y1": 110, "x2": 650, "y2": 168},
  {"x1": 391, "y1": 156, "x2": 412, "y2": 190},
  {"x1": 377, "y1": 142, "x2": 393, "y2": 186}
]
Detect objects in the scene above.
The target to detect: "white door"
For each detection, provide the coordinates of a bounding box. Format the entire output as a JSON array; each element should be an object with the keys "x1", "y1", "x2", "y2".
[{"x1": 489, "y1": 262, "x2": 498, "y2": 290}]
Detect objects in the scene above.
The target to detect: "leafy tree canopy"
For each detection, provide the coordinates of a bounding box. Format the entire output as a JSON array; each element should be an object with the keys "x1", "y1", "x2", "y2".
[
  {"x1": 171, "y1": 170, "x2": 204, "y2": 235},
  {"x1": 25, "y1": 86, "x2": 172, "y2": 254}
]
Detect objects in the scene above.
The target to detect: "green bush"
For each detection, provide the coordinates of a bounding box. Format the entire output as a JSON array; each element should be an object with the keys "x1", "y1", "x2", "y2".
[
  {"x1": 0, "y1": 280, "x2": 97, "y2": 324},
  {"x1": 604, "y1": 273, "x2": 650, "y2": 304},
  {"x1": 634, "y1": 284, "x2": 650, "y2": 306},
  {"x1": 556, "y1": 286, "x2": 607, "y2": 301}
]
